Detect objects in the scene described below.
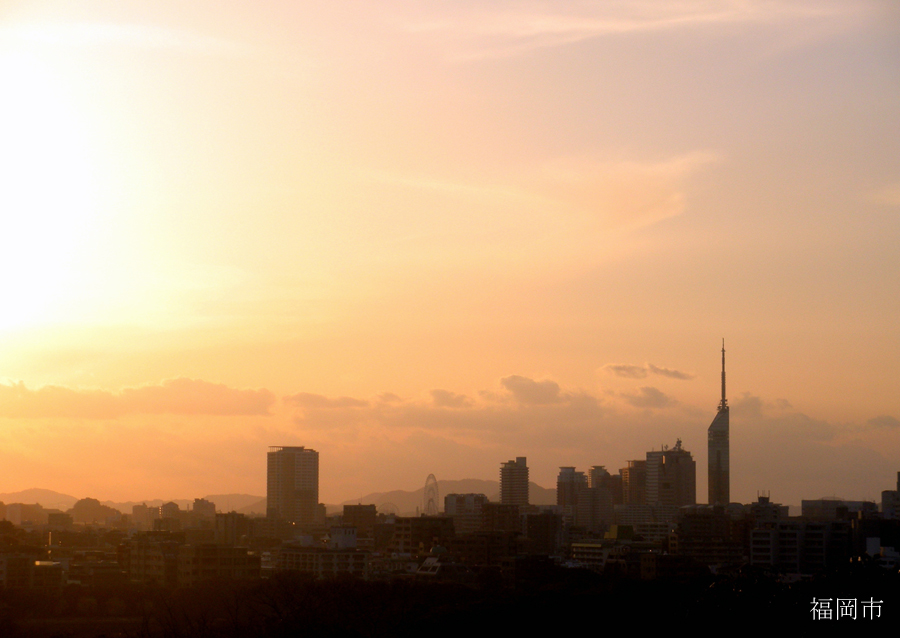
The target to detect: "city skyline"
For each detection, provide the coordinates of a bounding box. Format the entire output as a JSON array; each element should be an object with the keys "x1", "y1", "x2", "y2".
[{"x1": 0, "y1": 2, "x2": 897, "y2": 506}]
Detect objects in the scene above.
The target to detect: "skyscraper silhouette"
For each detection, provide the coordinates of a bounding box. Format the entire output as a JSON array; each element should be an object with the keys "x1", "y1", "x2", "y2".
[
  {"x1": 267, "y1": 446, "x2": 319, "y2": 526},
  {"x1": 646, "y1": 439, "x2": 696, "y2": 510},
  {"x1": 707, "y1": 341, "x2": 730, "y2": 505},
  {"x1": 500, "y1": 457, "x2": 529, "y2": 506}
]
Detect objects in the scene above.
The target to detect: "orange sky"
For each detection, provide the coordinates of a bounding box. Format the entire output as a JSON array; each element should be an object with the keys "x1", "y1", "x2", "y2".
[{"x1": 0, "y1": 1, "x2": 898, "y2": 505}]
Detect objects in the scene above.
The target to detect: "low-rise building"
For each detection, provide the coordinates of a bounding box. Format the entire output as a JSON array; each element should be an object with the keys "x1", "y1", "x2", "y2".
[{"x1": 276, "y1": 545, "x2": 369, "y2": 579}]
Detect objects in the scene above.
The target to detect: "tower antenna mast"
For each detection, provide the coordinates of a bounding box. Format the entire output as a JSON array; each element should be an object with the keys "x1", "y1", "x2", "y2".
[{"x1": 719, "y1": 338, "x2": 727, "y2": 410}]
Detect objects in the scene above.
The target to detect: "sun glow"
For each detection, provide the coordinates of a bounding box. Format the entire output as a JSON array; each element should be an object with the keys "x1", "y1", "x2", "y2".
[{"x1": 0, "y1": 51, "x2": 100, "y2": 331}]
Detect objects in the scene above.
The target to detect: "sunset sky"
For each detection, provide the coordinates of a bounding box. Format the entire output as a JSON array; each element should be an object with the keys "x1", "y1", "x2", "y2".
[{"x1": 0, "y1": 1, "x2": 898, "y2": 506}]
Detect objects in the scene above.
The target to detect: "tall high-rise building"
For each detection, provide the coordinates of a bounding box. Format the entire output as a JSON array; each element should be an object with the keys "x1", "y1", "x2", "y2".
[
  {"x1": 267, "y1": 446, "x2": 319, "y2": 526},
  {"x1": 882, "y1": 472, "x2": 900, "y2": 520},
  {"x1": 500, "y1": 457, "x2": 529, "y2": 506},
  {"x1": 708, "y1": 341, "x2": 730, "y2": 505},
  {"x1": 646, "y1": 439, "x2": 696, "y2": 509},
  {"x1": 620, "y1": 460, "x2": 647, "y2": 505},
  {"x1": 557, "y1": 467, "x2": 586, "y2": 509},
  {"x1": 557, "y1": 466, "x2": 585, "y2": 525}
]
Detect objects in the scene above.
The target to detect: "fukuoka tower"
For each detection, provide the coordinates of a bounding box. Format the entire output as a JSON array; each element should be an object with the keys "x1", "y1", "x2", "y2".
[{"x1": 708, "y1": 340, "x2": 730, "y2": 505}]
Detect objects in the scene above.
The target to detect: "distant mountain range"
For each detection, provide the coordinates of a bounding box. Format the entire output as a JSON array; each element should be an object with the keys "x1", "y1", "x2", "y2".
[
  {"x1": 0, "y1": 480, "x2": 556, "y2": 518},
  {"x1": 0, "y1": 489, "x2": 81, "y2": 511},
  {"x1": 340, "y1": 479, "x2": 556, "y2": 516},
  {"x1": 0, "y1": 489, "x2": 265, "y2": 515}
]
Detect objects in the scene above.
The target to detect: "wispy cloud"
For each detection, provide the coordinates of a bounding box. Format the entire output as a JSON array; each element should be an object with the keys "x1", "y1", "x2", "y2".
[
  {"x1": 622, "y1": 386, "x2": 676, "y2": 409},
  {"x1": 285, "y1": 393, "x2": 370, "y2": 409},
  {"x1": 605, "y1": 362, "x2": 695, "y2": 380},
  {"x1": 647, "y1": 364, "x2": 695, "y2": 380},
  {"x1": 732, "y1": 392, "x2": 764, "y2": 419},
  {"x1": 375, "y1": 150, "x2": 720, "y2": 233},
  {"x1": 533, "y1": 151, "x2": 722, "y2": 230},
  {"x1": 1, "y1": 22, "x2": 248, "y2": 57},
  {"x1": 399, "y1": 1, "x2": 861, "y2": 60},
  {"x1": 500, "y1": 375, "x2": 563, "y2": 405},
  {"x1": 0, "y1": 379, "x2": 274, "y2": 419},
  {"x1": 286, "y1": 375, "x2": 612, "y2": 452},
  {"x1": 605, "y1": 364, "x2": 648, "y2": 379},
  {"x1": 431, "y1": 389, "x2": 472, "y2": 408}
]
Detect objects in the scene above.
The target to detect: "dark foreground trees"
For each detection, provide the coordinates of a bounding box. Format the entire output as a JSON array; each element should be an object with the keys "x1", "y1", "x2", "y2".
[{"x1": 2, "y1": 563, "x2": 897, "y2": 637}]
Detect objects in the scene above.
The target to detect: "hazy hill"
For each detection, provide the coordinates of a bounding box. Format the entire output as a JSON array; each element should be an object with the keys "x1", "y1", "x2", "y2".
[
  {"x1": 202, "y1": 494, "x2": 264, "y2": 512},
  {"x1": 103, "y1": 494, "x2": 264, "y2": 514},
  {"x1": 0, "y1": 483, "x2": 560, "y2": 519},
  {"x1": 342, "y1": 479, "x2": 554, "y2": 515},
  {"x1": 0, "y1": 489, "x2": 79, "y2": 510},
  {"x1": 0, "y1": 491, "x2": 265, "y2": 517},
  {"x1": 237, "y1": 498, "x2": 267, "y2": 516}
]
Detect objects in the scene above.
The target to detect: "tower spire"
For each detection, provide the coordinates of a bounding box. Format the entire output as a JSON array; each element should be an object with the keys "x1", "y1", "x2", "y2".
[
  {"x1": 719, "y1": 338, "x2": 727, "y2": 410},
  {"x1": 709, "y1": 339, "x2": 730, "y2": 505}
]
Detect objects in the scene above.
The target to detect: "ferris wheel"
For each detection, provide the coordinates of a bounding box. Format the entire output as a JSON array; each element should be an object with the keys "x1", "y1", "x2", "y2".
[{"x1": 424, "y1": 474, "x2": 440, "y2": 516}]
